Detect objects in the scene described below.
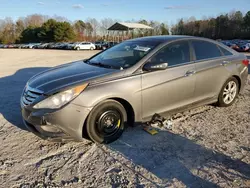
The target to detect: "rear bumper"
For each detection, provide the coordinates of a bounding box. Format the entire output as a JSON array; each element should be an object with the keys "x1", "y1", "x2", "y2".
[{"x1": 21, "y1": 102, "x2": 91, "y2": 141}]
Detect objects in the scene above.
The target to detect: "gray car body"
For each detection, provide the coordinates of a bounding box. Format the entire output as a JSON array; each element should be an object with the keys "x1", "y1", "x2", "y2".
[{"x1": 21, "y1": 36, "x2": 248, "y2": 141}]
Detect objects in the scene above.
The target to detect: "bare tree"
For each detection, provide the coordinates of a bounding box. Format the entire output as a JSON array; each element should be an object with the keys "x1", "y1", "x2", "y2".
[
  {"x1": 100, "y1": 18, "x2": 116, "y2": 36},
  {"x1": 86, "y1": 18, "x2": 99, "y2": 38},
  {"x1": 0, "y1": 17, "x2": 15, "y2": 43},
  {"x1": 52, "y1": 15, "x2": 69, "y2": 22},
  {"x1": 24, "y1": 14, "x2": 46, "y2": 27}
]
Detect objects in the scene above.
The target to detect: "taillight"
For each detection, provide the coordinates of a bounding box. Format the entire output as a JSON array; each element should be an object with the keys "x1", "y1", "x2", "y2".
[{"x1": 242, "y1": 59, "x2": 249, "y2": 66}]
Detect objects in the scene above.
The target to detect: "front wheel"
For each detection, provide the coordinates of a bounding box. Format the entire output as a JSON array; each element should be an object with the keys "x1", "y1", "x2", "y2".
[
  {"x1": 217, "y1": 77, "x2": 239, "y2": 107},
  {"x1": 90, "y1": 47, "x2": 94, "y2": 50},
  {"x1": 85, "y1": 100, "x2": 127, "y2": 143}
]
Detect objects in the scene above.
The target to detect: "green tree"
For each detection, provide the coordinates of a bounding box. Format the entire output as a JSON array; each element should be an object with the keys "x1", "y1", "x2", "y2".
[
  {"x1": 159, "y1": 23, "x2": 169, "y2": 35},
  {"x1": 38, "y1": 19, "x2": 75, "y2": 42},
  {"x1": 54, "y1": 22, "x2": 75, "y2": 42},
  {"x1": 73, "y1": 20, "x2": 86, "y2": 40},
  {"x1": 243, "y1": 11, "x2": 250, "y2": 38},
  {"x1": 20, "y1": 26, "x2": 41, "y2": 43},
  {"x1": 171, "y1": 11, "x2": 248, "y2": 40},
  {"x1": 38, "y1": 19, "x2": 58, "y2": 42}
]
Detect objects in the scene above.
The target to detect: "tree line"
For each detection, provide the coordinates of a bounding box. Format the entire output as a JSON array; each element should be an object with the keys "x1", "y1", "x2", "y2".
[
  {"x1": 0, "y1": 10, "x2": 249, "y2": 44},
  {"x1": 0, "y1": 14, "x2": 169, "y2": 44},
  {"x1": 171, "y1": 10, "x2": 250, "y2": 40}
]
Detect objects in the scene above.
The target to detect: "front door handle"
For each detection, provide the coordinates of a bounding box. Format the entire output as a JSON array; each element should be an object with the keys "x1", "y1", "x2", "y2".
[
  {"x1": 185, "y1": 70, "x2": 196, "y2": 77},
  {"x1": 221, "y1": 61, "x2": 230, "y2": 66}
]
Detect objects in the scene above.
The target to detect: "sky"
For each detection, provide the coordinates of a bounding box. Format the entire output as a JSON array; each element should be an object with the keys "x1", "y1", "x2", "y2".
[{"x1": 0, "y1": 0, "x2": 250, "y2": 24}]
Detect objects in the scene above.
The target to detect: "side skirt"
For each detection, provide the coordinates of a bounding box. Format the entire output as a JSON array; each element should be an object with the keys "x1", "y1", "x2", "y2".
[{"x1": 142, "y1": 96, "x2": 218, "y2": 123}]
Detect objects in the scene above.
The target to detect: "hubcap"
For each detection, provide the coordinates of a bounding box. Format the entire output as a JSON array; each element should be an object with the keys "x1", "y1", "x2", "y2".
[
  {"x1": 223, "y1": 81, "x2": 237, "y2": 104},
  {"x1": 96, "y1": 110, "x2": 122, "y2": 136}
]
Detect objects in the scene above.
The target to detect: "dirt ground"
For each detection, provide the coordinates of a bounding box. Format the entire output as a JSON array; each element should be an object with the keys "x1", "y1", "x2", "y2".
[{"x1": 0, "y1": 49, "x2": 249, "y2": 188}]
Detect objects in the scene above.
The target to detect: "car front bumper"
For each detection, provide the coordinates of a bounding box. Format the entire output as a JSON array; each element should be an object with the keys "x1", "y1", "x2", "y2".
[{"x1": 21, "y1": 102, "x2": 91, "y2": 142}]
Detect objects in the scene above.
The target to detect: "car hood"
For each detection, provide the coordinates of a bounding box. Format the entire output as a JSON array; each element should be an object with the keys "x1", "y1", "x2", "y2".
[{"x1": 28, "y1": 60, "x2": 120, "y2": 94}]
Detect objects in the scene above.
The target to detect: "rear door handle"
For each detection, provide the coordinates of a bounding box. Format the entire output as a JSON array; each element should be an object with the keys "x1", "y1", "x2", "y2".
[
  {"x1": 185, "y1": 70, "x2": 196, "y2": 77},
  {"x1": 221, "y1": 61, "x2": 230, "y2": 66}
]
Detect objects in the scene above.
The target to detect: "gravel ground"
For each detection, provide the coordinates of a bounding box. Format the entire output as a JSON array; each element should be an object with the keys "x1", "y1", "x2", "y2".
[{"x1": 0, "y1": 49, "x2": 249, "y2": 188}]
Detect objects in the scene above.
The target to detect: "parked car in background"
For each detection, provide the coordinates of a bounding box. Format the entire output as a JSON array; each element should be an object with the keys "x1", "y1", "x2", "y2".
[
  {"x1": 65, "y1": 42, "x2": 76, "y2": 50},
  {"x1": 95, "y1": 41, "x2": 119, "y2": 50},
  {"x1": 231, "y1": 43, "x2": 240, "y2": 51},
  {"x1": 56, "y1": 42, "x2": 72, "y2": 49},
  {"x1": 95, "y1": 41, "x2": 105, "y2": 50},
  {"x1": 33, "y1": 43, "x2": 48, "y2": 49},
  {"x1": 238, "y1": 43, "x2": 250, "y2": 52},
  {"x1": 101, "y1": 41, "x2": 119, "y2": 50},
  {"x1": 21, "y1": 36, "x2": 249, "y2": 144},
  {"x1": 220, "y1": 39, "x2": 250, "y2": 52},
  {"x1": 22, "y1": 43, "x2": 40, "y2": 49},
  {"x1": 44, "y1": 43, "x2": 53, "y2": 49},
  {"x1": 7, "y1": 44, "x2": 14, "y2": 48},
  {"x1": 72, "y1": 42, "x2": 96, "y2": 50}
]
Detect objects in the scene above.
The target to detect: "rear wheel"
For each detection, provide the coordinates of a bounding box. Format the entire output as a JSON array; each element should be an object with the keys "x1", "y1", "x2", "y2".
[
  {"x1": 217, "y1": 77, "x2": 239, "y2": 107},
  {"x1": 86, "y1": 100, "x2": 127, "y2": 143}
]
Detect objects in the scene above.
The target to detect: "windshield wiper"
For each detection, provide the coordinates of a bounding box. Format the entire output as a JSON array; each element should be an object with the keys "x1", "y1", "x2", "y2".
[
  {"x1": 89, "y1": 62, "x2": 113, "y2": 68},
  {"x1": 88, "y1": 61, "x2": 122, "y2": 70}
]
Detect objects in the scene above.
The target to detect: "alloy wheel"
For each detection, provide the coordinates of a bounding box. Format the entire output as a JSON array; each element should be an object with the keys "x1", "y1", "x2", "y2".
[{"x1": 223, "y1": 81, "x2": 237, "y2": 104}]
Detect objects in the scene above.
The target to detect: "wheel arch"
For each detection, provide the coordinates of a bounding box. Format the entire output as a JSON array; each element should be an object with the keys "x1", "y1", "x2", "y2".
[
  {"x1": 109, "y1": 97, "x2": 135, "y2": 126},
  {"x1": 232, "y1": 75, "x2": 241, "y2": 91}
]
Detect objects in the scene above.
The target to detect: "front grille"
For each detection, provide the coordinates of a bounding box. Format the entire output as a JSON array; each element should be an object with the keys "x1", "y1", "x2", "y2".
[{"x1": 22, "y1": 86, "x2": 43, "y2": 106}]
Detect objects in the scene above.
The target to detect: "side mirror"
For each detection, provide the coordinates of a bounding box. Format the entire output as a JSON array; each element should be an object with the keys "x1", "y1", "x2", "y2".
[{"x1": 143, "y1": 62, "x2": 168, "y2": 71}]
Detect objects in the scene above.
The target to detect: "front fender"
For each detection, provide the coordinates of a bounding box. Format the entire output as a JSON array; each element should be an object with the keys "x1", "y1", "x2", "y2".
[{"x1": 72, "y1": 75, "x2": 142, "y2": 122}]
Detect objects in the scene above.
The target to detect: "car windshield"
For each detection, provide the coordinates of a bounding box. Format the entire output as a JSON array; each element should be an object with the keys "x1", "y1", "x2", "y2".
[{"x1": 87, "y1": 41, "x2": 160, "y2": 69}]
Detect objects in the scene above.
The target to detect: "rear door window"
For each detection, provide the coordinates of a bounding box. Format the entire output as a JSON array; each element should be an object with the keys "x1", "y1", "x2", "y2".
[
  {"x1": 150, "y1": 41, "x2": 190, "y2": 67},
  {"x1": 192, "y1": 40, "x2": 222, "y2": 61}
]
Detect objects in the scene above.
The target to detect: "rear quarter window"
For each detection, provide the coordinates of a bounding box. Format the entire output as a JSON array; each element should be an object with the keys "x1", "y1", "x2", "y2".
[
  {"x1": 192, "y1": 40, "x2": 222, "y2": 61},
  {"x1": 218, "y1": 46, "x2": 233, "y2": 56}
]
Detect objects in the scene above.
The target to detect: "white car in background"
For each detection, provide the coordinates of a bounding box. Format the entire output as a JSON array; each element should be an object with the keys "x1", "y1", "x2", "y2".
[{"x1": 73, "y1": 42, "x2": 96, "y2": 50}]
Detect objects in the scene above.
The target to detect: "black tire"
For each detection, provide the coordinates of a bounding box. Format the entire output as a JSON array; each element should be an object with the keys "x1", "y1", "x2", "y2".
[
  {"x1": 86, "y1": 100, "x2": 127, "y2": 144},
  {"x1": 217, "y1": 77, "x2": 239, "y2": 107}
]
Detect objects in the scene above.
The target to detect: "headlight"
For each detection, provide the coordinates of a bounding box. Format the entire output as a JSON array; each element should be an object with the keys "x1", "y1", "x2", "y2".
[{"x1": 33, "y1": 83, "x2": 88, "y2": 109}]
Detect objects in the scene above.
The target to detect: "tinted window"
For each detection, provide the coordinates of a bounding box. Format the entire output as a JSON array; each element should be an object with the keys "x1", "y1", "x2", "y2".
[
  {"x1": 192, "y1": 40, "x2": 222, "y2": 60},
  {"x1": 219, "y1": 46, "x2": 233, "y2": 56},
  {"x1": 150, "y1": 41, "x2": 190, "y2": 67}
]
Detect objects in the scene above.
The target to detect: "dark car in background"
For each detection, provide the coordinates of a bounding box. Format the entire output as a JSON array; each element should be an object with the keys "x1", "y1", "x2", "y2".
[
  {"x1": 95, "y1": 41, "x2": 119, "y2": 50},
  {"x1": 101, "y1": 41, "x2": 119, "y2": 50},
  {"x1": 94, "y1": 41, "x2": 105, "y2": 50},
  {"x1": 220, "y1": 40, "x2": 250, "y2": 52}
]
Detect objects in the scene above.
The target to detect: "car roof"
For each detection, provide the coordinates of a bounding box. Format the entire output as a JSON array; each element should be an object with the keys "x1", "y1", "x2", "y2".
[{"x1": 126, "y1": 35, "x2": 213, "y2": 43}]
